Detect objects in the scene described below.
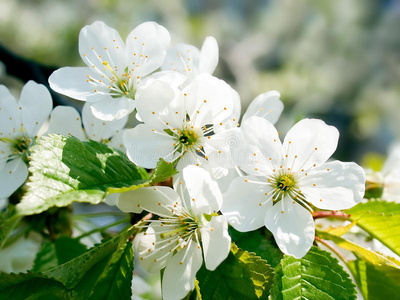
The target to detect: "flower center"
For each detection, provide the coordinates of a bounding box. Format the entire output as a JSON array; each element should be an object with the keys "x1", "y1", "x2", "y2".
[
  {"x1": 179, "y1": 129, "x2": 198, "y2": 146},
  {"x1": 1, "y1": 135, "x2": 33, "y2": 163},
  {"x1": 138, "y1": 211, "x2": 201, "y2": 264},
  {"x1": 102, "y1": 61, "x2": 135, "y2": 99},
  {"x1": 171, "y1": 125, "x2": 204, "y2": 155},
  {"x1": 277, "y1": 174, "x2": 296, "y2": 191},
  {"x1": 268, "y1": 171, "x2": 312, "y2": 212}
]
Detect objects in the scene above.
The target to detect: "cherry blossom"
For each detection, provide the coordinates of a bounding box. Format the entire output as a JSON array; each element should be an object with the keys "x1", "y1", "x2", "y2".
[
  {"x1": 123, "y1": 73, "x2": 240, "y2": 169},
  {"x1": 221, "y1": 117, "x2": 366, "y2": 258},
  {"x1": 49, "y1": 21, "x2": 170, "y2": 121},
  {"x1": 46, "y1": 102, "x2": 127, "y2": 151},
  {"x1": 0, "y1": 81, "x2": 52, "y2": 198},
  {"x1": 161, "y1": 36, "x2": 218, "y2": 82},
  {"x1": 118, "y1": 166, "x2": 230, "y2": 300}
]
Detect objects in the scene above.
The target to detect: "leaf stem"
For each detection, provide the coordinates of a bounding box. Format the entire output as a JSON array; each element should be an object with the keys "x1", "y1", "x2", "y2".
[
  {"x1": 74, "y1": 211, "x2": 127, "y2": 219},
  {"x1": 76, "y1": 217, "x2": 130, "y2": 239},
  {"x1": 312, "y1": 210, "x2": 350, "y2": 220},
  {"x1": 315, "y1": 236, "x2": 348, "y2": 263}
]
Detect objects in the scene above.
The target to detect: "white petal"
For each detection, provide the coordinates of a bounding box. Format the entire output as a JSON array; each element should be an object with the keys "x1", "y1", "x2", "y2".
[
  {"x1": 79, "y1": 21, "x2": 127, "y2": 71},
  {"x1": 242, "y1": 90, "x2": 284, "y2": 125},
  {"x1": 0, "y1": 143, "x2": 11, "y2": 170},
  {"x1": 173, "y1": 152, "x2": 208, "y2": 187},
  {"x1": 141, "y1": 70, "x2": 188, "y2": 89},
  {"x1": 161, "y1": 43, "x2": 200, "y2": 78},
  {"x1": 221, "y1": 176, "x2": 273, "y2": 232},
  {"x1": 200, "y1": 215, "x2": 230, "y2": 271},
  {"x1": 204, "y1": 128, "x2": 240, "y2": 169},
  {"x1": 173, "y1": 152, "x2": 208, "y2": 201},
  {"x1": 108, "y1": 129, "x2": 127, "y2": 152},
  {"x1": 199, "y1": 36, "x2": 219, "y2": 75},
  {"x1": 135, "y1": 79, "x2": 181, "y2": 129},
  {"x1": 118, "y1": 186, "x2": 181, "y2": 217},
  {"x1": 46, "y1": 106, "x2": 86, "y2": 140},
  {"x1": 137, "y1": 225, "x2": 176, "y2": 273},
  {"x1": 264, "y1": 198, "x2": 315, "y2": 258},
  {"x1": 82, "y1": 102, "x2": 127, "y2": 141},
  {"x1": 299, "y1": 161, "x2": 366, "y2": 210},
  {"x1": 0, "y1": 85, "x2": 20, "y2": 136},
  {"x1": 184, "y1": 74, "x2": 238, "y2": 127},
  {"x1": 126, "y1": 22, "x2": 170, "y2": 77},
  {"x1": 282, "y1": 119, "x2": 339, "y2": 172},
  {"x1": 162, "y1": 241, "x2": 203, "y2": 300},
  {"x1": 382, "y1": 144, "x2": 400, "y2": 177},
  {"x1": 233, "y1": 116, "x2": 282, "y2": 175},
  {"x1": 213, "y1": 167, "x2": 240, "y2": 194},
  {"x1": 49, "y1": 67, "x2": 101, "y2": 102},
  {"x1": 0, "y1": 159, "x2": 28, "y2": 198},
  {"x1": 103, "y1": 192, "x2": 120, "y2": 206},
  {"x1": 183, "y1": 165, "x2": 223, "y2": 214},
  {"x1": 19, "y1": 81, "x2": 53, "y2": 137},
  {"x1": 383, "y1": 178, "x2": 400, "y2": 202},
  {"x1": 123, "y1": 125, "x2": 176, "y2": 169},
  {"x1": 90, "y1": 97, "x2": 135, "y2": 121}
]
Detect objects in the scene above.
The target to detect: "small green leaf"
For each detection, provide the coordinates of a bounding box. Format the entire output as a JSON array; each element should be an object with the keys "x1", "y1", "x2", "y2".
[
  {"x1": 196, "y1": 243, "x2": 274, "y2": 299},
  {"x1": 316, "y1": 230, "x2": 400, "y2": 269},
  {"x1": 270, "y1": 246, "x2": 357, "y2": 300},
  {"x1": 16, "y1": 134, "x2": 149, "y2": 216},
  {"x1": 346, "y1": 200, "x2": 400, "y2": 257},
  {"x1": 43, "y1": 233, "x2": 123, "y2": 288},
  {"x1": 0, "y1": 227, "x2": 136, "y2": 300},
  {"x1": 33, "y1": 237, "x2": 87, "y2": 272},
  {"x1": 87, "y1": 237, "x2": 134, "y2": 299},
  {"x1": 324, "y1": 220, "x2": 358, "y2": 237},
  {"x1": 229, "y1": 227, "x2": 282, "y2": 268},
  {"x1": 348, "y1": 259, "x2": 400, "y2": 300},
  {"x1": 0, "y1": 205, "x2": 22, "y2": 248},
  {"x1": 107, "y1": 158, "x2": 177, "y2": 194},
  {"x1": 147, "y1": 158, "x2": 177, "y2": 184},
  {"x1": 0, "y1": 272, "x2": 70, "y2": 300}
]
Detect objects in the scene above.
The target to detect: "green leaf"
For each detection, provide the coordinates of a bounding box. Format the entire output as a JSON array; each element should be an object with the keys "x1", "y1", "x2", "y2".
[
  {"x1": 196, "y1": 243, "x2": 274, "y2": 299},
  {"x1": 16, "y1": 134, "x2": 149, "y2": 216},
  {"x1": 0, "y1": 227, "x2": 136, "y2": 300},
  {"x1": 317, "y1": 230, "x2": 400, "y2": 269},
  {"x1": 33, "y1": 237, "x2": 87, "y2": 272},
  {"x1": 229, "y1": 227, "x2": 282, "y2": 268},
  {"x1": 147, "y1": 158, "x2": 177, "y2": 184},
  {"x1": 270, "y1": 246, "x2": 357, "y2": 300},
  {"x1": 346, "y1": 200, "x2": 400, "y2": 257},
  {"x1": 0, "y1": 205, "x2": 22, "y2": 248},
  {"x1": 348, "y1": 259, "x2": 400, "y2": 300},
  {"x1": 0, "y1": 272, "x2": 70, "y2": 300},
  {"x1": 87, "y1": 236, "x2": 134, "y2": 299},
  {"x1": 107, "y1": 158, "x2": 177, "y2": 194},
  {"x1": 324, "y1": 220, "x2": 358, "y2": 237},
  {"x1": 43, "y1": 233, "x2": 123, "y2": 288}
]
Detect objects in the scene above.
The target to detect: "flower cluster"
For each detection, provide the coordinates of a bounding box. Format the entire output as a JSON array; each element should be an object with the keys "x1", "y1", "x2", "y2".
[{"x1": 1, "y1": 21, "x2": 368, "y2": 300}]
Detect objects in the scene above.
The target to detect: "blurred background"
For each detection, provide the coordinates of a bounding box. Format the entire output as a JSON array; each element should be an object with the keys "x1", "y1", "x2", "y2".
[{"x1": 1, "y1": 0, "x2": 399, "y2": 166}]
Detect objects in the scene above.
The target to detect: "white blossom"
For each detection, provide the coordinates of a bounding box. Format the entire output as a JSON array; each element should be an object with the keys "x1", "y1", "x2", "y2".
[
  {"x1": 118, "y1": 166, "x2": 230, "y2": 300},
  {"x1": 0, "y1": 81, "x2": 52, "y2": 198},
  {"x1": 161, "y1": 36, "x2": 218, "y2": 83},
  {"x1": 380, "y1": 144, "x2": 400, "y2": 201},
  {"x1": 49, "y1": 21, "x2": 170, "y2": 121},
  {"x1": 46, "y1": 102, "x2": 127, "y2": 151},
  {"x1": 221, "y1": 117, "x2": 366, "y2": 258},
  {"x1": 123, "y1": 73, "x2": 240, "y2": 169}
]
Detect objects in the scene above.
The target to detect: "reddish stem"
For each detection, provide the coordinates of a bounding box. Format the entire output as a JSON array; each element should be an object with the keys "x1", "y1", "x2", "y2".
[
  {"x1": 315, "y1": 236, "x2": 348, "y2": 263},
  {"x1": 312, "y1": 210, "x2": 350, "y2": 220}
]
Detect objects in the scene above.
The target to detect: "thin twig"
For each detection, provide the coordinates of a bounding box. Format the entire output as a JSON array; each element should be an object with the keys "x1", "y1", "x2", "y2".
[
  {"x1": 312, "y1": 210, "x2": 350, "y2": 220},
  {"x1": 315, "y1": 236, "x2": 348, "y2": 263}
]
